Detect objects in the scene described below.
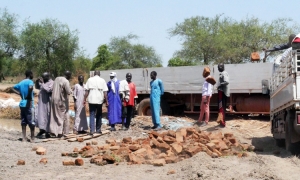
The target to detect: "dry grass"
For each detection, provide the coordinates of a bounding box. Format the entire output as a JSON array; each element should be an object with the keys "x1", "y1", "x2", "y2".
[{"x1": 0, "y1": 107, "x2": 20, "y2": 119}]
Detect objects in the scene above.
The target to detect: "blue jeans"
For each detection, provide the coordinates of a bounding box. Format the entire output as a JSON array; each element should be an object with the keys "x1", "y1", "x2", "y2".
[{"x1": 89, "y1": 103, "x2": 103, "y2": 133}]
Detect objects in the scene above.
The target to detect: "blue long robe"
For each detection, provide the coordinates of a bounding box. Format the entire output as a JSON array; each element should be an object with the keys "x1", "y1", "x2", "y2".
[
  {"x1": 107, "y1": 80, "x2": 122, "y2": 125},
  {"x1": 150, "y1": 79, "x2": 164, "y2": 127}
]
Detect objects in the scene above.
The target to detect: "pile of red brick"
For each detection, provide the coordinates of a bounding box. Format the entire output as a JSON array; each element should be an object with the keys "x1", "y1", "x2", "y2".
[{"x1": 65, "y1": 127, "x2": 254, "y2": 166}]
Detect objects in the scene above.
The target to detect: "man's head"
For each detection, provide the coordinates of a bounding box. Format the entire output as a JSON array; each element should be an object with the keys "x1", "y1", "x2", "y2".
[
  {"x1": 288, "y1": 34, "x2": 297, "y2": 46},
  {"x1": 126, "y1": 73, "x2": 132, "y2": 82},
  {"x1": 78, "y1": 75, "x2": 84, "y2": 84},
  {"x1": 150, "y1": 71, "x2": 157, "y2": 80},
  {"x1": 218, "y1": 63, "x2": 224, "y2": 72},
  {"x1": 42, "y1": 72, "x2": 50, "y2": 82},
  {"x1": 64, "y1": 70, "x2": 72, "y2": 80},
  {"x1": 94, "y1": 70, "x2": 100, "y2": 76},
  {"x1": 110, "y1": 72, "x2": 116, "y2": 80},
  {"x1": 25, "y1": 70, "x2": 33, "y2": 79}
]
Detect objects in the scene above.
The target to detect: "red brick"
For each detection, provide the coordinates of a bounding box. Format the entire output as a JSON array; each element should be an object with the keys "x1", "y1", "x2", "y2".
[
  {"x1": 170, "y1": 143, "x2": 183, "y2": 154},
  {"x1": 218, "y1": 141, "x2": 229, "y2": 151},
  {"x1": 17, "y1": 160, "x2": 25, "y2": 165},
  {"x1": 186, "y1": 128, "x2": 196, "y2": 137},
  {"x1": 167, "y1": 170, "x2": 176, "y2": 175},
  {"x1": 61, "y1": 152, "x2": 68, "y2": 156},
  {"x1": 36, "y1": 147, "x2": 46, "y2": 155},
  {"x1": 213, "y1": 149, "x2": 222, "y2": 157},
  {"x1": 206, "y1": 143, "x2": 216, "y2": 151},
  {"x1": 183, "y1": 146, "x2": 202, "y2": 157},
  {"x1": 167, "y1": 130, "x2": 176, "y2": 138},
  {"x1": 175, "y1": 131, "x2": 184, "y2": 143},
  {"x1": 165, "y1": 156, "x2": 179, "y2": 164},
  {"x1": 158, "y1": 153, "x2": 167, "y2": 158},
  {"x1": 75, "y1": 158, "x2": 84, "y2": 166},
  {"x1": 122, "y1": 137, "x2": 132, "y2": 144},
  {"x1": 229, "y1": 138, "x2": 236, "y2": 144},
  {"x1": 156, "y1": 142, "x2": 170, "y2": 151},
  {"x1": 81, "y1": 146, "x2": 92, "y2": 151},
  {"x1": 62, "y1": 160, "x2": 75, "y2": 166},
  {"x1": 39, "y1": 158, "x2": 48, "y2": 164},
  {"x1": 90, "y1": 156, "x2": 102, "y2": 163},
  {"x1": 129, "y1": 144, "x2": 140, "y2": 151},
  {"x1": 109, "y1": 146, "x2": 120, "y2": 151},
  {"x1": 224, "y1": 133, "x2": 233, "y2": 138},
  {"x1": 106, "y1": 138, "x2": 116, "y2": 144},
  {"x1": 81, "y1": 148, "x2": 95, "y2": 158},
  {"x1": 134, "y1": 148, "x2": 146, "y2": 154},
  {"x1": 163, "y1": 136, "x2": 177, "y2": 144},
  {"x1": 153, "y1": 148, "x2": 161, "y2": 155},
  {"x1": 86, "y1": 142, "x2": 91, "y2": 146},
  {"x1": 153, "y1": 159, "x2": 166, "y2": 166},
  {"x1": 73, "y1": 147, "x2": 79, "y2": 152},
  {"x1": 77, "y1": 137, "x2": 84, "y2": 142},
  {"x1": 150, "y1": 131, "x2": 161, "y2": 138},
  {"x1": 157, "y1": 136, "x2": 164, "y2": 143},
  {"x1": 102, "y1": 154, "x2": 115, "y2": 163}
]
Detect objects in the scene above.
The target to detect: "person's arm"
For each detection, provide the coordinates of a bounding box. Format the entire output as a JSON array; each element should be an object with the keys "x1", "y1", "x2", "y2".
[
  {"x1": 133, "y1": 83, "x2": 138, "y2": 106},
  {"x1": 73, "y1": 85, "x2": 77, "y2": 103},
  {"x1": 40, "y1": 80, "x2": 53, "y2": 93},
  {"x1": 159, "y1": 80, "x2": 164, "y2": 95},
  {"x1": 264, "y1": 43, "x2": 290, "y2": 52},
  {"x1": 104, "y1": 91, "x2": 108, "y2": 106},
  {"x1": 83, "y1": 90, "x2": 89, "y2": 105},
  {"x1": 12, "y1": 84, "x2": 21, "y2": 96},
  {"x1": 220, "y1": 72, "x2": 229, "y2": 86}
]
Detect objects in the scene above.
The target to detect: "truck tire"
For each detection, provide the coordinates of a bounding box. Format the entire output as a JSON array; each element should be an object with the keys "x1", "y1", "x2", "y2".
[
  {"x1": 137, "y1": 98, "x2": 170, "y2": 116},
  {"x1": 285, "y1": 111, "x2": 292, "y2": 151},
  {"x1": 137, "y1": 98, "x2": 151, "y2": 116},
  {"x1": 275, "y1": 139, "x2": 285, "y2": 148}
]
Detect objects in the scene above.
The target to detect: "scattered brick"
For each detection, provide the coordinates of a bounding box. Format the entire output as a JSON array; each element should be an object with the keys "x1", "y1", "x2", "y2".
[
  {"x1": 62, "y1": 160, "x2": 75, "y2": 166},
  {"x1": 36, "y1": 147, "x2": 46, "y2": 155},
  {"x1": 167, "y1": 170, "x2": 176, "y2": 175},
  {"x1": 122, "y1": 137, "x2": 132, "y2": 143},
  {"x1": 75, "y1": 158, "x2": 84, "y2": 166},
  {"x1": 153, "y1": 159, "x2": 166, "y2": 166},
  {"x1": 92, "y1": 140, "x2": 98, "y2": 145},
  {"x1": 17, "y1": 160, "x2": 25, "y2": 165},
  {"x1": 73, "y1": 148, "x2": 79, "y2": 152},
  {"x1": 39, "y1": 158, "x2": 48, "y2": 164}
]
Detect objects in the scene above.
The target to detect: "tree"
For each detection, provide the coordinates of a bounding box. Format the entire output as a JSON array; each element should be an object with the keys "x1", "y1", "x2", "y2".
[
  {"x1": 91, "y1": 44, "x2": 115, "y2": 70},
  {"x1": 167, "y1": 57, "x2": 195, "y2": 67},
  {"x1": 107, "y1": 34, "x2": 162, "y2": 69},
  {"x1": 0, "y1": 8, "x2": 20, "y2": 80},
  {"x1": 169, "y1": 15, "x2": 300, "y2": 64},
  {"x1": 20, "y1": 18, "x2": 79, "y2": 77}
]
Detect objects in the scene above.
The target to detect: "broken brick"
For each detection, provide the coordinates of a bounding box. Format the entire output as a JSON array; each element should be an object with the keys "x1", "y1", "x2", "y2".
[
  {"x1": 153, "y1": 159, "x2": 166, "y2": 166},
  {"x1": 175, "y1": 131, "x2": 184, "y2": 143},
  {"x1": 109, "y1": 146, "x2": 120, "y2": 151},
  {"x1": 206, "y1": 143, "x2": 216, "y2": 151},
  {"x1": 167, "y1": 170, "x2": 176, "y2": 175},
  {"x1": 134, "y1": 148, "x2": 146, "y2": 154},
  {"x1": 106, "y1": 138, "x2": 116, "y2": 144},
  {"x1": 17, "y1": 160, "x2": 25, "y2": 165},
  {"x1": 170, "y1": 143, "x2": 183, "y2": 154},
  {"x1": 73, "y1": 147, "x2": 79, "y2": 152},
  {"x1": 92, "y1": 140, "x2": 98, "y2": 145},
  {"x1": 129, "y1": 145, "x2": 140, "y2": 151},
  {"x1": 75, "y1": 158, "x2": 84, "y2": 166},
  {"x1": 224, "y1": 133, "x2": 233, "y2": 138},
  {"x1": 36, "y1": 147, "x2": 46, "y2": 155},
  {"x1": 165, "y1": 156, "x2": 178, "y2": 164},
  {"x1": 39, "y1": 158, "x2": 48, "y2": 164},
  {"x1": 77, "y1": 137, "x2": 84, "y2": 142},
  {"x1": 122, "y1": 137, "x2": 132, "y2": 144},
  {"x1": 62, "y1": 160, "x2": 75, "y2": 166},
  {"x1": 167, "y1": 130, "x2": 176, "y2": 138}
]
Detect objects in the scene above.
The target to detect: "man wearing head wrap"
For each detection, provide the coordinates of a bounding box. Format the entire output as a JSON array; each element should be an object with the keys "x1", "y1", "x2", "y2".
[
  {"x1": 107, "y1": 72, "x2": 122, "y2": 131},
  {"x1": 36, "y1": 72, "x2": 53, "y2": 138},
  {"x1": 216, "y1": 63, "x2": 230, "y2": 127}
]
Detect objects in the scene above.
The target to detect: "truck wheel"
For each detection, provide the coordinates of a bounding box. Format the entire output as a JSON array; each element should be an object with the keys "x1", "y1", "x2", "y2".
[
  {"x1": 137, "y1": 98, "x2": 151, "y2": 116},
  {"x1": 285, "y1": 112, "x2": 292, "y2": 151},
  {"x1": 275, "y1": 139, "x2": 285, "y2": 148}
]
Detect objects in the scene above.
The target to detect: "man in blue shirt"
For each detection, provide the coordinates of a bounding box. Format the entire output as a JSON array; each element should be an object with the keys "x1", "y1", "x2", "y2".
[{"x1": 13, "y1": 70, "x2": 35, "y2": 142}]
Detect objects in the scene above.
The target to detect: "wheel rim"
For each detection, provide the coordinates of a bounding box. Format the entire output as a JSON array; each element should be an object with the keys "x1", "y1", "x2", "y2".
[{"x1": 142, "y1": 106, "x2": 151, "y2": 116}]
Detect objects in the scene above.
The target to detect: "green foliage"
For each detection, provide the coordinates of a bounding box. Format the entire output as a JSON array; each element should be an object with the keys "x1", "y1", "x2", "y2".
[
  {"x1": 0, "y1": 8, "x2": 20, "y2": 76},
  {"x1": 167, "y1": 57, "x2": 195, "y2": 67},
  {"x1": 20, "y1": 18, "x2": 79, "y2": 77},
  {"x1": 107, "y1": 34, "x2": 162, "y2": 69},
  {"x1": 73, "y1": 55, "x2": 92, "y2": 74},
  {"x1": 169, "y1": 15, "x2": 300, "y2": 64},
  {"x1": 91, "y1": 44, "x2": 114, "y2": 70}
]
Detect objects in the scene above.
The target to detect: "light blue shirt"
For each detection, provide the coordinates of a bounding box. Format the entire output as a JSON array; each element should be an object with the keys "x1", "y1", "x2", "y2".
[{"x1": 13, "y1": 79, "x2": 34, "y2": 107}]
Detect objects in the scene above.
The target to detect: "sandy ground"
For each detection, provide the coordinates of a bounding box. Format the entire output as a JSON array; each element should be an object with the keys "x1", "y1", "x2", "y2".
[{"x1": 1, "y1": 83, "x2": 300, "y2": 180}]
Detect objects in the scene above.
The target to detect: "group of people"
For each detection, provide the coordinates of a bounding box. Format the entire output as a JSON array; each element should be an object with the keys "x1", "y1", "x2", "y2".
[{"x1": 13, "y1": 69, "x2": 166, "y2": 142}]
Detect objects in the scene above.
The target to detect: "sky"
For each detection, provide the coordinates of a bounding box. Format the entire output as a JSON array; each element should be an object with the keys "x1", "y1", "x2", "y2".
[{"x1": 1, "y1": 0, "x2": 299, "y2": 67}]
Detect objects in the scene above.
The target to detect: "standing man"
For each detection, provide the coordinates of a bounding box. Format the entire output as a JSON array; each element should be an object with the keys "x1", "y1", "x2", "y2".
[
  {"x1": 123, "y1": 73, "x2": 137, "y2": 130},
  {"x1": 48, "y1": 71, "x2": 72, "y2": 138},
  {"x1": 84, "y1": 70, "x2": 108, "y2": 135},
  {"x1": 13, "y1": 70, "x2": 35, "y2": 142},
  {"x1": 150, "y1": 71, "x2": 164, "y2": 130},
  {"x1": 216, "y1": 63, "x2": 230, "y2": 127},
  {"x1": 107, "y1": 72, "x2": 122, "y2": 131},
  {"x1": 36, "y1": 72, "x2": 53, "y2": 138},
  {"x1": 73, "y1": 75, "x2": 88, "y2": 134}
]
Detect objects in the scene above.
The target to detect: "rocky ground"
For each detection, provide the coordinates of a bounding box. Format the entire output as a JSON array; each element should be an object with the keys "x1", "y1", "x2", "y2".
[{"x1": 0, "y1": 84, "x2": 300, "y2": 180}]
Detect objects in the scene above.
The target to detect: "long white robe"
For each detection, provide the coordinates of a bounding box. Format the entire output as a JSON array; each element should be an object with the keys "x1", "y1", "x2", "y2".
[
  {"x1": 36, "y1": 79, "x2": 54, "y2": 131},
  {"x1": 49, "y1": 77, "x2": 72, "y2": 136},
  {"x1": 73, "y1": 84, "x2": 88, "y2": 131}
]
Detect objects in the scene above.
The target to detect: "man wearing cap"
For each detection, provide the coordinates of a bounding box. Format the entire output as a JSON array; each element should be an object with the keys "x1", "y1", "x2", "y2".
[
  {"x1": 84, "y1": 70, "x2": 108, "y2": 135},
  {"x1": 107, "y1": 72, "x2": 122, "y2": 131}
]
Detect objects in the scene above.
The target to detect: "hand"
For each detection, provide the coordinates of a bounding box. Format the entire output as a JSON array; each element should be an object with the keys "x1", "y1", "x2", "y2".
[
  {"x1": 83, "y1": 100, "x2": 86, "y2": 105},
  {"x1": 39, "y1": 77, "x2": 44, "y2": 83},
  {"x1": 106, "y1": 102, "x2": 109, "y2": 107},
  {"x1": 203, "y1": 99, "x2": 207, "y2": 104}
]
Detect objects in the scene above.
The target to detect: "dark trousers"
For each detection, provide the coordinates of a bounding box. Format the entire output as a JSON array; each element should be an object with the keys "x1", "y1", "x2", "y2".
[
  {"x1": 123, "y1": 105, "x2": 133, "y2": 128},
  {"x1": 89, "y1": 103, "x2": 103, "y2": 133},
  {"x1": 20, "y1": 107, "x2": 34, "y2": 128},
  {"x1": 218, "y1": 90, "x2": 227, "y2": 123}
]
